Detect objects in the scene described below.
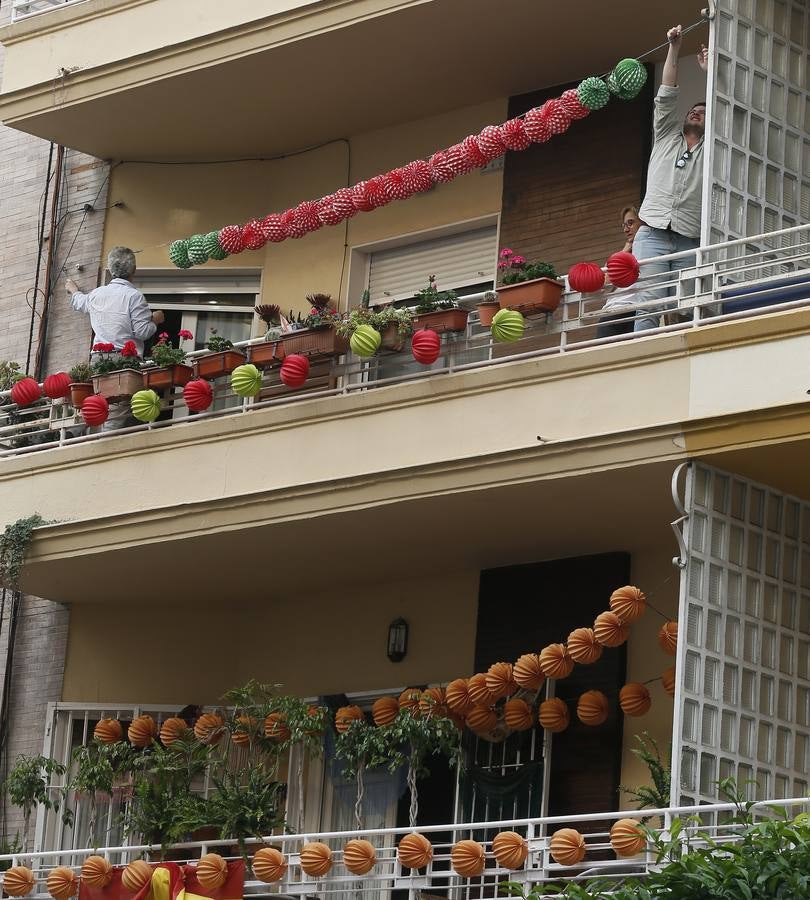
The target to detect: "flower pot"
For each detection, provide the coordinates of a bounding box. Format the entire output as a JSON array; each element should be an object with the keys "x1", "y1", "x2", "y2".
[
  {"x1": 91, "y1": 369, "x2": 144, "y2": 401},
  {"x1": 142, "y1": 364, "x2": 193, "y2": 390},
  {"x1": 69, "y1": 382, "x2": 94, "y2": 409},
  {"x1": 280, "y1": 327, "x2": 349, "y2": 358},
  {"x1": 497, "y1": 277, "x2": 564, "y2": 315},
  {"x1": 476, "y1": 301, "x2": 500, "y2": 326},
  {"x1": 380, "y1": 322, "x2": 406, "y2": 352},
  {"x1": 412, "y1": 308, "x2": 470, "y2": 333},
  {"x1": 192, "y1": 350, "x2": 246, "y2": 379},
  {"x1": 248, "y1": 340, "x2": 286, "y2": 369}
]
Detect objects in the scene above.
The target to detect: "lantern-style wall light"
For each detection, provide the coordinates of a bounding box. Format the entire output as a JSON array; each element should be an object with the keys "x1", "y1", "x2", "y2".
[{"x1": 387, "y1": 618, "x2": 409, "y2": 662}]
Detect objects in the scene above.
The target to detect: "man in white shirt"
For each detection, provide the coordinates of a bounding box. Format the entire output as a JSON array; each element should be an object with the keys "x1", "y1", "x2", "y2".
[
  {"x1": 633, "y1": 25, "x2": 708, "y2": 331},
  {"x1": 66, "y1": 246, "x2": 164, "y2": 353}
]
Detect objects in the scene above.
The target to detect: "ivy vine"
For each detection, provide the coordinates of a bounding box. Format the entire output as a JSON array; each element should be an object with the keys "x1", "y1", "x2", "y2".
[{"x1": 0, "y1": 514, "x2": 49, "y2": 589}]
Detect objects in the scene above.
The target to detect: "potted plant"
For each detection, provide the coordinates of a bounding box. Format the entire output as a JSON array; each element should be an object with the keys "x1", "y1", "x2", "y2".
[
  {"x1": 248, "y1": 305, "x2": 286, "y2": 369},
  {"x1": 496, "y1": 248, "x2": 564, "y2": 315},
  {"x1": 69, "y1": 740, "x2": 135, "y2": 848},
  {"x1": 280, "y1": 294, "x2": 349, "y2": 357},
  {"x1": 192, "y1": 330, "x2": 246, "y2": 379},
  {"x1": 68, "y1": 362, "x2": 94, "y2": 409},
  {"x1": 90, "y1": 341, "x2": 144, "y2": 400},
  {"x1": 5, "y1": 754, "x2": 72, "y2": 850},
  {"x1": 142, "y1": 330, "x2": 194, "y2": 389},
  {"x1": 335, "y1": 292, "x2": 415, "y2": 353},
  {"x1": 476, "y1": 290, "x2": 501, "y2": 326},
  {"x1": 412, "y1": 276, "x2": 469, "y2": 333}
]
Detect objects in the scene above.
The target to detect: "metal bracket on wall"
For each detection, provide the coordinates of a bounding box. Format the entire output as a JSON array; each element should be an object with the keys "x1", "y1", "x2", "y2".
[{"x1": 670, "y1": 462, "x2": 691, "y2": 569}]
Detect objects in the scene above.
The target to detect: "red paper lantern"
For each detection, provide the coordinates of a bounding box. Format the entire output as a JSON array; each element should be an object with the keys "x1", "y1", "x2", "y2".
[
  {"x1": 81, "y1": 394, "x2": 109, "y2": 426},
  {"x1": 280, "y1": 354, "x2": 310, "y2": 388},
  {"x1": 260, "y1": 214, "x2": 287, "y2": 243},
  {"x1": 218, "y1": 225, "x2": 244, "y2": 254},
  {"x1": 383, "y1": 168, "x2": 414, "y2": 202},
  {"x1": 445, "y1": 143, "x2": 473, "y2": 176},
  {"x1": 541, "y1": 98, "x2": 572, "y2": 135},
  {"x1": 331, "y1": 187, "x2": 357, "y2": 219},
  {"x1": 288, "y1": 201, "x2": 322, "y2": 238},
  {"x1": 461, "y1": 135, "x2": 487, "y2": 169},
  {"x1": 476, "y1": 125, "x2": 507, "y2": 161},
  {"x1": 560, "y1": 88, "x2": 591, "y2": 121},
  {"x1": 523, "y1": 106, "x2": 552, "y2": 144},
  {"x1": 316, "y1": 195, "x2": 345, "y2": 227},
  {"x1": 428, "y1": 150, "x2": 456, "y2": 183},
  {"x1": 241, "y1": 219, "x2": 266, "y2": 251},
  {"x1": 183, "y1": 378, "x2": 213, "y2": 412},
  {"x1": 568, "y1": 262, "x2": 606, "y2": 293},
  {"x1": 402, "y1": 160, "x2": 433, "y2": 194},
  {"x1": 499, "y1": 118, "x2": 530, "y2": 151},
  {"x1": 411, "y1": 329, "x2": 441, "y2": 365},
  {"x1": 43, "y1": 372, "x2": 71, "y2": 399},
  {"x1": 10, "y1": 377, "x2": 41, "y2": 407},
  {"x1": 606, "y1": 251, "x2": 640, "y2": 288}
]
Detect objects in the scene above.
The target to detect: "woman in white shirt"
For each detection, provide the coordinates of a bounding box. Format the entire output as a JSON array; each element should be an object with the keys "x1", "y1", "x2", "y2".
[{"x1": 595, "y1": 206, "x2": 641, "y2": 339}]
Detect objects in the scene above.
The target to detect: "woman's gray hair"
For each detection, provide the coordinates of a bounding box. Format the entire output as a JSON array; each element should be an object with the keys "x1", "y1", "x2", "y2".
[{"x1": 107, "y1": 246, "x2": 137, "y2": 280}]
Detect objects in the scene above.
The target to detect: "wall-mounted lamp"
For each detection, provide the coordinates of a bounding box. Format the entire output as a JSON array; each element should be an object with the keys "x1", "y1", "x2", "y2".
[{"x1": 387, "y1": 617, "x2": 409, "y2": 662}]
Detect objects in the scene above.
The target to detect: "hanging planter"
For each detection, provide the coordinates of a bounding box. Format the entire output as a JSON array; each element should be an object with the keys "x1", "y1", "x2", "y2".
[
  {"x1": 142, "y1": 364, "x2": 193, "y2": 390},
  {"x1": 497, "y1": 277, "x2": 565, "y2": 316},
  {"x1": 476, "y1": 298, "x2": 501, "y2": 326},
  {"x1": 91, "y1": 369, "x2": 144, "y2": 401},
  {"x1": 69, "y1": 382, "x2": 94, "y2": 409},
  {"x1": 280, "y1": 326, "x2": 349, "y2": 358},
  {"x1": 247, "y1": 339, "x2": 285, "y2": 369},
  {"x1": 412, "y1": 307, "x2": 469, "y2": 333},
  {"x1": 192, "y1": 350, "x2": 247, "y2": 379}
]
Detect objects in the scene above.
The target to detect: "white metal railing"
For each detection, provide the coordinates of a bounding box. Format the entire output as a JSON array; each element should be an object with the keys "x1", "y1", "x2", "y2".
[
  {"x1": 11, "y1": 0, "x2": 88, "y2": 20},
  {"x1": 1, "y1": 797, "x2": 808, "y2": 899},
  {"x1": 2, "y1": 223, "x2": 809, "y2": 458}
]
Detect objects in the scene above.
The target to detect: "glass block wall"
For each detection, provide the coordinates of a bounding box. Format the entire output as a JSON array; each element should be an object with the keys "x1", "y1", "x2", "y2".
[
  {"x1": 709, "y1": 0, "x2": 810, "y2": 252},
  {"x1": 676, "y1": 464, "x2": 810, "y2": 805}
]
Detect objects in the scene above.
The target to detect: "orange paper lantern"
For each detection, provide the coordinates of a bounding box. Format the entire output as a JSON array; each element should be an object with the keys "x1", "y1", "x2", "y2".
[
  {"x1": 619, "y1": 683, "x2": 652, "y2": 717},
  {"x1": 549, "y1": 828, "x2": 586, "y2": 866},
  {"x1": 567, "y1": 628, "x2": 603, "y2": 665},
  {"x1": 399, "y1": 688, "x2": 422, "y2": 716},
  {"x1": 503, "y1": 698, "x2": 535, "y2": 731},
  {"x1": 300, "y1": 842, "x2": 332, "y2": 878},
  {"x1": 372, "y1": 696, "x2": 400, "y2": 726},
  {"x1": 466, "y1": 705, "x2": 498, "y2": 734},
  {"x1": 609, "y1": 585, "x2": 647, "y2": 623},
  {"x1": 194, "y1": 713, "x2": 225, "y2": 744},
  {"x1": 93, "y1": 718, "x2": 122, "y2": 744},
  {"x1": 397, "y1": 833, "x2": 432, "y2": 870},
  {"x1": 662, "y1": 665, "x2": 676, "y2": 698},
  {"x1": 343, "y1": 839, "x2": 376, "y2": 875},
  {"x1": 159, "y1": 717, "x2": 189, "y2": 747},
  {"x1": 451, "y1": 840, "x2": 486, "y2": 878},
  {"x1": 232, "y1": 715, "x2": 257, "y2": 746},
  {"x1": 445, "y1": 678, "x2": 474, "y2": 714},
  {"x1": 492, "y1": 831, "x2": 529, "y2": 869},
  {"x1": 128, "y1": 715, "x2": 156, "y2": 748},
  {"x1": 264, "y1": 712, "x2": 291, "y2": 742},
  {"x1": 3, "y1": 867, "x2": 35, "y2": 897},
  {"x1": 485, "y1": 661, "x2": 517, "y2": 699},
  {"x1": 593, "y1": 611, "x2": 629, "y2": 648},
  {"x1": 513, "y1": 653, "x2": 545, "y2": 691},
  {"x1": 46, "y1": 867, "x2": 77, "y2": 900},
  {"x1": 121, "y1": 860, "x2": 152, "y2": 894},
  {"x1": 252, "y1": 847, "x2": 286, "y2": 882},
  {"x1": 334, "y1": 705, "x2": 364, "y2": 734},
  {"x1": 658, "y1": 620, "x2": 678, "y2": 655},
  {"x1": 539, "y1": 698, "x2": 569, "y2": 733},
  {"x1": 539, "y1": 644, "x2": 574, "y2": 679},
  {"x1": 419, "y1": 687, "x2": 446, "y2": 719},
  {"x1": 80, "y1": 857, "x2": 112, "y2": 888},
  {"x1": 196, "y1": 854, "x2": 227, "y2": 891},
  {"x1": 467, "y1": 673, "x2": 496, "y2": 706},
  {"x1": 610, "y1": 818, "x2": 646, "y2": 857},
  {"x1": 576, "y1": 690, "x2": 609, "y2": 726}
]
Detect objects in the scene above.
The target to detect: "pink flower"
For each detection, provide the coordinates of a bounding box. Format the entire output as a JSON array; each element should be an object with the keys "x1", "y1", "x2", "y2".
[
  {"x1": 121, "y1": 340, "x2": 138, "y2": 357},
  {"x1": 499, "y1": 248, "x2": 514, "y2": 259},
  {"x1": 497, "y1": 261, "x2": 509, "y2": 270},
  {"x1": 511, "y1": 255, "x2": 526, "y2": 267},
  {"x1": 178, "y1": 329, "x2": 193, "y2": 341},
  {"x1": 159, "y1": 332, "x2": 169, "y2": 339},
  {"x1": 311, "y1": 307, "x2": 319, "y2": 315}
]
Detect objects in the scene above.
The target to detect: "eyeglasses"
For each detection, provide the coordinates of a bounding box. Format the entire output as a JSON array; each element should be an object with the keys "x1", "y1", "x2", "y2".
[{"x1": 676, "y1": 150, "x2": 693, "y2": 169}]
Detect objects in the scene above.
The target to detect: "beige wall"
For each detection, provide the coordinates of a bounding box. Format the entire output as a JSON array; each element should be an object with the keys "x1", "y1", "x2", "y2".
[{"x1": 99, "y1": 99, "x2": 506, "y2": 313}]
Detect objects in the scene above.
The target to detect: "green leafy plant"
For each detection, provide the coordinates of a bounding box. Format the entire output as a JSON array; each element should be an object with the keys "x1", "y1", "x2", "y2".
[
  {"x1": 303, "y1": 293, "x2": 338, "y2": 330},
  {"x1": 90, "y1": 342, "x2": 142, "y2": 375},
  {"x1": 619, "y1": 732, "x2": 671, "y2": 811},
  {"x1": 4, "y1": 755, "x2": 70, "y2": 848},
  {"x1": 206, "y1": 329, "x2": 234, "y2": 353},
  {"x1": 207, "y1": 767, "x2": 285, "y2": 853},
  {"x1": 414, "y1": 275, "x2": 459, "y2": 313},
  {"x1": 498, "y1": 248, "x2": 558, "y2": 285},
  {"x1": 69, "y1": 740, "x2": 136, "y2": 846},
  {"x1": 334, "y1": 718, "x2": 389, "y2": 829},
  {"x1": 0, "y1": 361, "x2": 24, "y2": 391},
  {"x1": 68, "y1": 362, "x2": 94, "y2": 383},
  {"x1": 0, "y1": 836, "x2": 22, "y2": 872},
  {"x1": 0, "y1": 514, "x2": 48, "y2": 588},
  {"x1": 333, "y1": 305, "x2": 414, "y2": 340},
  {"x1": 149, "y1": 330, "x2": 193, "y2": 368}
]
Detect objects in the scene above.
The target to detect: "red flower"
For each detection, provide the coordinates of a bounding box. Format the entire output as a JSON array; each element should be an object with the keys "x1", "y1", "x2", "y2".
[
  {"x1": 92, "y1": 342, "x2": 115, "y2": 353},
  {"x1": 178, "y1": 329, "x2": 193, "y2": 341},
  {"x1": 121, "y1": 340, "x2": 138, "y2": 357},
  {"x1": 159, "y1": 332, "x2": 169, "y2": 340},
  {"x1": 311, "y1": 308, "x2": 319, "y2": 315}
]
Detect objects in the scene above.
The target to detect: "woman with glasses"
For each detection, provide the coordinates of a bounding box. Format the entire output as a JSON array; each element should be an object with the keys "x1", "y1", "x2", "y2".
[{"x1": 596, "y1": 206, "x2": 643, "y2": 338}]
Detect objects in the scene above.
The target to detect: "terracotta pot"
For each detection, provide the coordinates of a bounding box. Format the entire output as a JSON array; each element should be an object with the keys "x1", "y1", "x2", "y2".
[
  {"x1": 280, "y1": 327, "x2": 349, "y2": 357},
  {"x1": 91, "y1": 369, "x2": 144, "y2": 401},
  {"x1": 477, "y1": 301, "x2": 500, "y2": 326},
  {"x1": 497, "y1": 277, "x2": 565, "y2": 315},
  {"x1": 247, "y1": 340, "x2": 286, "y2": 369},
  {"x1": 192, "y1": 350, "x2": 246, "y2": 379},
  {"x1": 380, "y1": 322, "x2": 406, "y2": 352},
  {"x1": 412, "y1": 308, "x2": 470, "y2": 333},
  {"x1": 69, "y1": 382, "x2": 93, "y2": 409},
  {"x1": 142, "y1": 364, "x2": 193, "y2": 390}
]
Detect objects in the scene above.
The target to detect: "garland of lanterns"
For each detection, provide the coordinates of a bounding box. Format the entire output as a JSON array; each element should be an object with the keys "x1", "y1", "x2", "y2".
[{"x1": 165, "y1": 59, "x2": 648, "y2": 268}]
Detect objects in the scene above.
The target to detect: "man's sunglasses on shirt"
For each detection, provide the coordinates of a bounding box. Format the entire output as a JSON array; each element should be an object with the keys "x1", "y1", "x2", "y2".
[{"x1": 676, "y1": 149, "x2": 693, "y2": 169}]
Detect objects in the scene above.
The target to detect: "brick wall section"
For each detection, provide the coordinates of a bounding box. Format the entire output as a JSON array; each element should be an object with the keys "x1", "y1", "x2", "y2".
[{"x1": 0, "y1": 7, "x2": 107, "y2": 849}]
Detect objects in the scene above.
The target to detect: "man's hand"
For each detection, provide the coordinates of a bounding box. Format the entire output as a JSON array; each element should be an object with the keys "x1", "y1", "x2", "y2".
[
  {"x1": 151, "y1": 309, "x2": 165, "y2": 325},
  {"x1": 697, "y1": 43, "x2": 708, "y2": 73},
  {"x1": 65, "y1": 277, "x2": 79, "y2": 295},
  {"x1": 667, "y1": 25, "x2": 683, "y2": 46}
]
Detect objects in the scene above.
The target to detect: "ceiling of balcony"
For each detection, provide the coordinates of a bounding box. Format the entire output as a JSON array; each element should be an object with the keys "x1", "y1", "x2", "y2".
[{"x1": 4, "y1": 0, "x2": 703, "y2": 160}]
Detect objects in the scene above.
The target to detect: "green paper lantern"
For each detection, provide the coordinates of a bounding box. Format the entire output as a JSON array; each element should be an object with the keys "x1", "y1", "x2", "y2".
[
  {"x1": 186, "y1": 234, "x2": 209, "y2": 266},
  {"x1": 131, "y1": 389, "x2": 162, "y2": 423},
  {"x1": 231, "y1": 363, "x2": 262, "y2": 398},
  {"x1": 350, "y1": 324, "x2": 382, "y2": 358},
  {"x1": 577, "y1": 76, "x2": 610, "y2": 111},
  {"x1": 169, "y1": 240, "x2": 192, "y2": 269},
  {"x1": 203, "y1": 230, "x2": 229, "y2": 261},
  {"x1": 491, "y1": 308, "x2": 525, "y2": 343},
  {"x1": 611, "y1": 58, "x2": 647, "y2": 100}
]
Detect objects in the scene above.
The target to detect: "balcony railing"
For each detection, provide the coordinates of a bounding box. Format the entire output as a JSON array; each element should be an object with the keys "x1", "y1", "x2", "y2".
[
  {"x1": 1, "y1": 797, "x2": 808, "y2": 898},
  {"x1": 2, "y1": 223, "x2": 809, "y2": 458},
  {"x1": 11, "y1": 0, "x2": 88, "y2": 20}
]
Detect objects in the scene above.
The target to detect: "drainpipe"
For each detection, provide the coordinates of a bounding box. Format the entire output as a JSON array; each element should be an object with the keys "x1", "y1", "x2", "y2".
[{"x1": 34, "y1": 144, "x2": 65, "y2": 381}]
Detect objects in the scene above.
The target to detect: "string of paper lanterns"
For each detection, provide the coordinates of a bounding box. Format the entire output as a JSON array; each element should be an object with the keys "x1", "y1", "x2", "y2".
[{"x1": 167, "y1": 59, "x2": 648, "y2": 267}]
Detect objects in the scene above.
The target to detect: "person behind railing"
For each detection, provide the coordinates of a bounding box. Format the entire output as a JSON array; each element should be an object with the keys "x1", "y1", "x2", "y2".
[
  {"x1": 66, "y1": 247, "x2": 165, "y2": 430},
  {"x1": 632, "y1": 25, "x2": 708, "y2": 332},
  {"x1": 596, "y1": 205, "x2": 642, "y2": 338}
]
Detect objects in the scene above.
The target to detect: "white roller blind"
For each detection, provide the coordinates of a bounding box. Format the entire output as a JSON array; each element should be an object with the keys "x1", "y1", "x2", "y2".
[{"x1": 367, "y1": 225, "x2": 497, "y2": 304}]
